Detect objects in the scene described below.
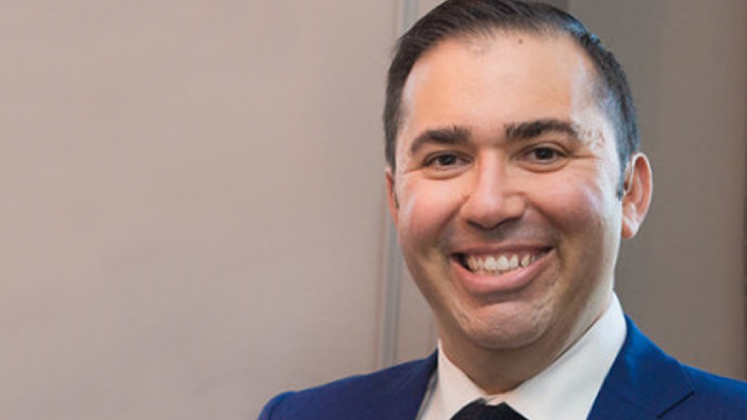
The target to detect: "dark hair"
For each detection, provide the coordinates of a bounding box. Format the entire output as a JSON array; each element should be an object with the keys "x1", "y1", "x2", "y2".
[{"x1": 384, "y1": 0, "x2": 639, "y2": 178}]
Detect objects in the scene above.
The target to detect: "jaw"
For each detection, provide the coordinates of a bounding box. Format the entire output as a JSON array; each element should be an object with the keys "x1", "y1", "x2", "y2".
[
  {"x1": 421, "y1": 244, "x2": 613, "y2": 393},
  {"x1": 431, "y1": 274, "x2": 612, "y2": 395}
]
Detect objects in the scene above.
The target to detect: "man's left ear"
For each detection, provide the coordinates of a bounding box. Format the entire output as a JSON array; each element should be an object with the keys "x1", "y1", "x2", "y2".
[{"x1": 621, "y1": 153, "x2": 653, "y2": 239}]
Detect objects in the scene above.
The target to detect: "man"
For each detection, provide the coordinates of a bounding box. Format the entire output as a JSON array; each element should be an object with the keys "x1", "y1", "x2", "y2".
[{"x1": 259, "y1": 1, "x2": 747, "y2": 419}]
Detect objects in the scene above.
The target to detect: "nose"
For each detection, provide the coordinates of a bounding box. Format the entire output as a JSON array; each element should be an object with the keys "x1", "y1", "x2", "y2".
[{"x1": 459, "y1": 157, "x2": 526, "y2": 230}]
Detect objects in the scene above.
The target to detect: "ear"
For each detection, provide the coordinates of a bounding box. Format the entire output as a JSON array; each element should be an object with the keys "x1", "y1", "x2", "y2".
[
  {"x1": 621, "y1": 153, "x2": 653, "y2": 239},
  {"x1": 385, "y1": 167, "x2": 399, "y2": 225}
]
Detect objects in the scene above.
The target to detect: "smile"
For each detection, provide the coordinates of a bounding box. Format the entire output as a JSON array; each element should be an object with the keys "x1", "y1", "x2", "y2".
[{"x1": 456, "y1": 249, "x2": 550, "y2": 276}]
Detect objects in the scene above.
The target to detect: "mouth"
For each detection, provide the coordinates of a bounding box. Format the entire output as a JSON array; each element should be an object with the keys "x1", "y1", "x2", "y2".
[{"x1": 454, "y1": 248, "x2": 551, "y2": 276}]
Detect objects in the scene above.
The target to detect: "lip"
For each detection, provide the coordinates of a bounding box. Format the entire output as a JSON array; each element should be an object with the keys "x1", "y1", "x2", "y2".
[{"x1": 450, "y1": 247, "x2": 554, "y2": 295}]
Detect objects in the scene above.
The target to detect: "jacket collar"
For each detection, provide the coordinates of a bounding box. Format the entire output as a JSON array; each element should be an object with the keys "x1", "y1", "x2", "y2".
[{"x1": 587, "y1": 317, "x2": 694, "y2": 419}]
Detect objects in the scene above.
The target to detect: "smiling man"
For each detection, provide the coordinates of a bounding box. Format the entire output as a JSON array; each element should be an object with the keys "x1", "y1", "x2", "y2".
[
  {"x1": 388, "y1": 31, "x2": 640, "y2": 404},
  {"x1": 259, "y1": 1, "x2": 747, "y2": 419}
]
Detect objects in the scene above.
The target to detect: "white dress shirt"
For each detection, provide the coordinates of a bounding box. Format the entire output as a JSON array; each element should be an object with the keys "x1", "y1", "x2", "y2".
[{"x1": 417, "y1": 295, "x2": 627, "y2": 420}]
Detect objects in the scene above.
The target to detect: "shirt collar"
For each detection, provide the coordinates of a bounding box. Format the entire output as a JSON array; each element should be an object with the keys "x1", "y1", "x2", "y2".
[{"x1": 426, "y1": 295, "x2": 627, "y2": 420}]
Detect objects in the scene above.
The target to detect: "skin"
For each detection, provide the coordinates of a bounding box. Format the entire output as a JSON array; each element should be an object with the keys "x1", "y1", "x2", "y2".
[{"x1": 386, "y1": 32, "x2": 652, "y2": 394}]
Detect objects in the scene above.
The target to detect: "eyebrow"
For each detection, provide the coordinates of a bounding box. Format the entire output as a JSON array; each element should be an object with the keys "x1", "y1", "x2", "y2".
[
  {"x1": 408, "y1": 118, "x2": 583, "y2": 156},
  {"x1": 505, "y1": 118, "x2": 582, "y2": 141},
  {"x1": 409, "y1": 125, "x2": 471, "y2": 156}
]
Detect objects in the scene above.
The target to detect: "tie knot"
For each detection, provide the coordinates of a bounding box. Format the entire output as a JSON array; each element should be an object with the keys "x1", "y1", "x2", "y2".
[{"x1": 450, "y1": 400, "x2": 528, "y2": 420}]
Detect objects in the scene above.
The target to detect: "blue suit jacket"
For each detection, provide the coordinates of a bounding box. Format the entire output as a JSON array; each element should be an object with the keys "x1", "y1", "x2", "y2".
[{"x1": 259, "y1": 319, "x2": 747, "y2": 419}]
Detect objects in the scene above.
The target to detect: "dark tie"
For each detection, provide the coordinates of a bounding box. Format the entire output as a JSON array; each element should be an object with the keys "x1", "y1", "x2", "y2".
[{"x1": 450, "y1": 400, "x2": 528, "y2": 420}]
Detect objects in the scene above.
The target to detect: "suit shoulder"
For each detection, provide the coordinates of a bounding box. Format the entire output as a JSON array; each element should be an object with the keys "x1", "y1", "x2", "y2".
[
  {"x1": 291, "y1": 356, "x2": 432, "y2": 398},
  {"x1": 258, "y1": 355, "x2": 436, "y2": 420},
  {"x1": 682, "y1": 364, "x2": 747, "y2": 402},
  {"x1": 672, "y1": 364, "x2": 747, "y2": 418}
]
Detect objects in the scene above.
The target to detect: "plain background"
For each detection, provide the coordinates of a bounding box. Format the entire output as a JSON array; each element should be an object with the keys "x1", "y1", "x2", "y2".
[{"x1": 1, "y1": 1, "x2": 745, "y2": 419}]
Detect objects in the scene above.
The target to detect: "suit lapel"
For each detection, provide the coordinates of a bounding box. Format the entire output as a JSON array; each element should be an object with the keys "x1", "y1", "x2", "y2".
[
  {"x1": 587, "y1": 318, "x2": 694, "y2": 420},
  {"x1": 365, "y1": 353, "x2": 437, "y2": 420}
]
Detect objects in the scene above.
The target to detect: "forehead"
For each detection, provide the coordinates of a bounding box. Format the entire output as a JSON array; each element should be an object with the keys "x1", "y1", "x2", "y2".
[{"x1": 400, "y1": 32, "x2": 602, "y2": 142}]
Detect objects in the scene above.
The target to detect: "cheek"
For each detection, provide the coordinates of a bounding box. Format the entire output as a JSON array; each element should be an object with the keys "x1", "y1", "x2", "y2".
[
  {"x1": 397, "y1": 179, "x2": 464, "y2": 249},
  {"x1": 536, "y1": 180, "x2": 595, "y2": 224},
  {"x1": 538, "y1": 173, "x2": 623, "y2": 273},
  {"x1": 534, "y1": 174, "x2": 622, "y2": 254},
  {"x1": 538, "y1": 164, "x2": 619, "y2": 221}
]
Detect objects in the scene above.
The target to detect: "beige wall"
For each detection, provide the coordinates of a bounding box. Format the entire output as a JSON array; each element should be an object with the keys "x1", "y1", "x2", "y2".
[
  {"x1": 0, "y1": 1, "x2": 397, "y2": 418},
  {"x1": 0, "y1": 1, "x2": 744, "y2": 420}
]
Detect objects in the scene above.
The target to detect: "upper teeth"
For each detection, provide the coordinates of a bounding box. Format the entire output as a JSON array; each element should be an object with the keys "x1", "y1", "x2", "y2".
[{"x1": 465, "y1": 252, "x2": 545, "y2": 275}]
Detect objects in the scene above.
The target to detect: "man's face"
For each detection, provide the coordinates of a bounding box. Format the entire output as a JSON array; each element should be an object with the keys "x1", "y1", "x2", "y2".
[{"x1": 387, "y1": 33, "x2": 649, "y2": 361}]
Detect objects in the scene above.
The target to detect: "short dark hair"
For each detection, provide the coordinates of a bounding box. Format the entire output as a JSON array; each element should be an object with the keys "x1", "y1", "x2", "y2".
[{"x1": 384, "y1": 0, "x2": 639, "y2": 177}]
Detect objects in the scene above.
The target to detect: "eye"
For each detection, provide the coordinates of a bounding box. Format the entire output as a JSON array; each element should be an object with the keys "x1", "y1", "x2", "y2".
[
  {"x1": 423, "y1": 152, "x2": 467, "y2": 168},
  {"x1": 529, "y1": 147, "x2": 561, "y2": 161},
  {"x1": 519, "y1": 144, "x2": 569, "y2": 170}
]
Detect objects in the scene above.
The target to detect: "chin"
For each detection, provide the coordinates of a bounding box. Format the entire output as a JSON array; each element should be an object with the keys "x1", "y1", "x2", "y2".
[{"x1": 455, "y1": 303, "x2": 554, "y2": 351}]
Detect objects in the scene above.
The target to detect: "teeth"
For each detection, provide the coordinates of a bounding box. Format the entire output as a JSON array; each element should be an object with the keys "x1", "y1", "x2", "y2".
[
  {"x1": 463, "y1": 250, "x2": 547, "y2": 275},
  {"x1": 521, "y1": 254, "x2": 531, "y2": 268},
  {"x1": 497, "y1": 255, "x2": 509, "y2": 270},
  {"x1": 509, "y1": 255, "x2": 519, "y2": 270},
  {"x1": 485, "y1": 256, "x2": 497, "y2": 271}
]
